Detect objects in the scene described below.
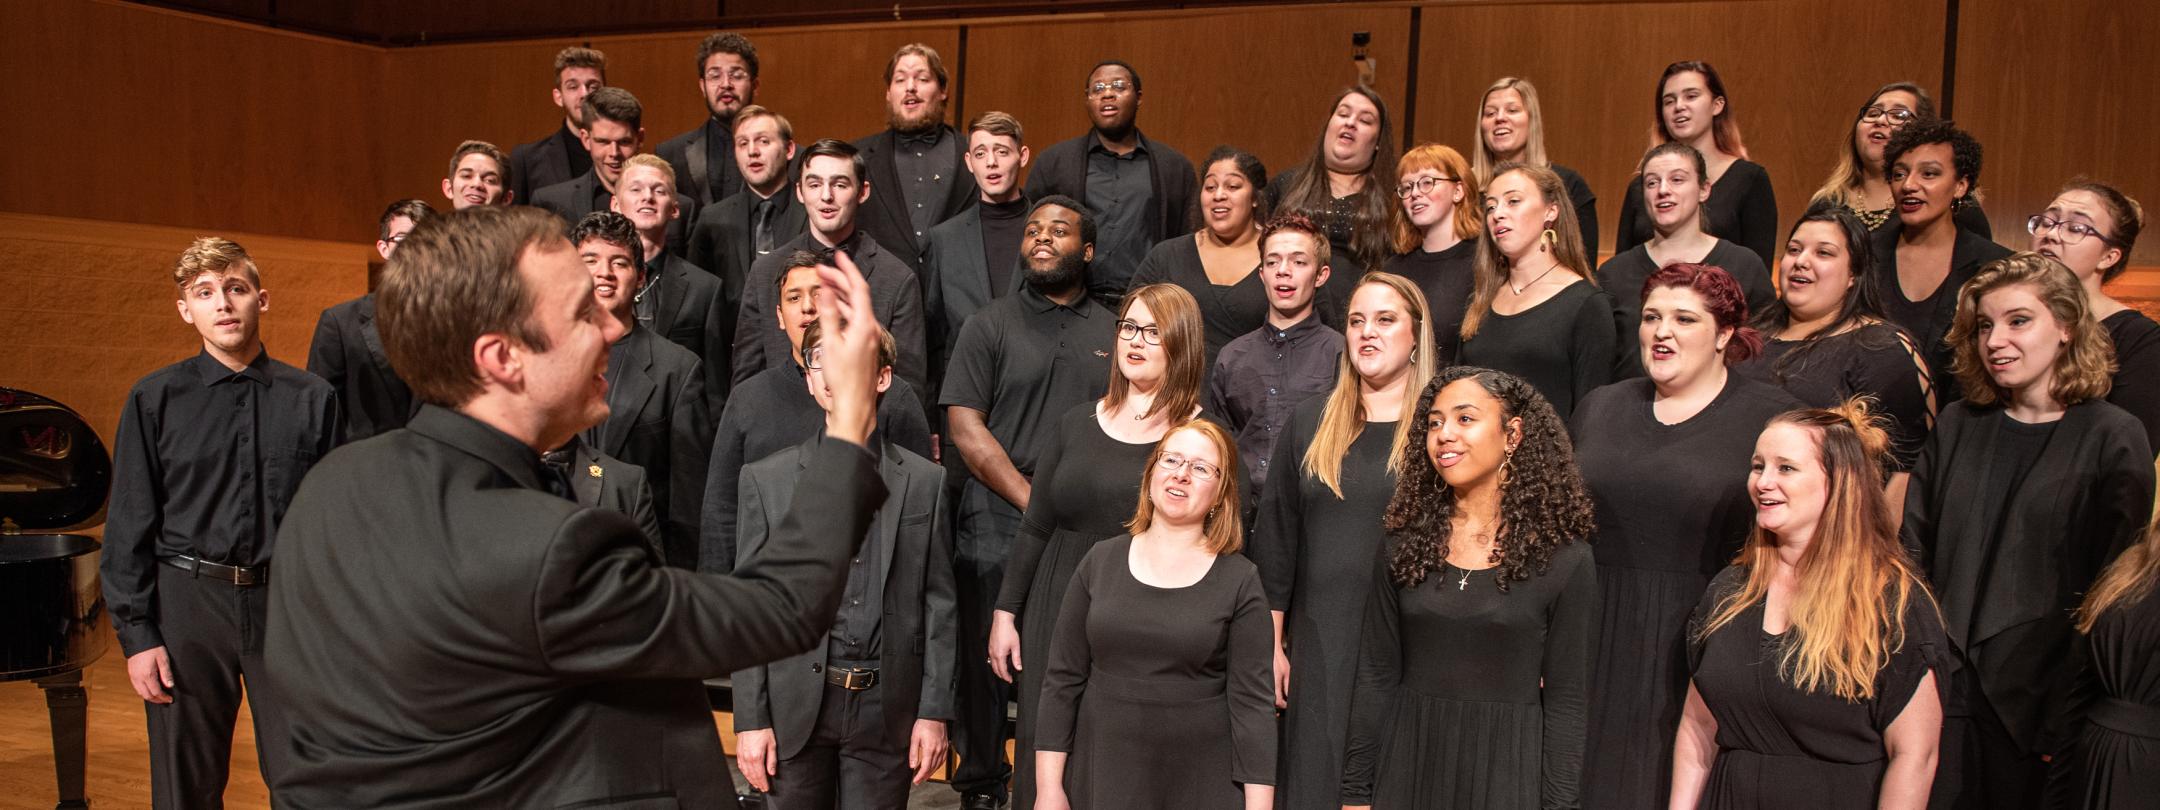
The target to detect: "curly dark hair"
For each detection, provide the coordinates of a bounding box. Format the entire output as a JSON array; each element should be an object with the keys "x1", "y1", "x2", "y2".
[
  {"x1": 1382, "y1": 366, "x2": 1595, "y2": 592},
  {"x1": 1883, "y1": 118, "x2": 1982, "y2": 188}
]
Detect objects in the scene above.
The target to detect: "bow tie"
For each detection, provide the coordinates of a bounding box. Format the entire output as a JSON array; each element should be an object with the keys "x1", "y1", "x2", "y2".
[{"x1": 896, "y1": 130, "x2": 941, "y2": 149}]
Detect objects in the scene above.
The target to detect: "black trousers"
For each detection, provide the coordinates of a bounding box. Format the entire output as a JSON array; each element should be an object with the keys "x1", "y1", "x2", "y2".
[
  {"x1": 145, "y1": 564, "x2": 288, "y2": 809},
  {"x1": 763, "y1": 679, "x2": 912, "y2": 810},
  {"x1": 948, "y1": 480, "x2": 1018, "y2": 800}
]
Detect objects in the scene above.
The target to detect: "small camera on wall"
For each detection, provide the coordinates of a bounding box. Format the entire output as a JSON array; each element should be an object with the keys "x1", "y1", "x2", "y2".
[{"x1": 1352, "y1": 31, "x2": 1375, "y2": 87}]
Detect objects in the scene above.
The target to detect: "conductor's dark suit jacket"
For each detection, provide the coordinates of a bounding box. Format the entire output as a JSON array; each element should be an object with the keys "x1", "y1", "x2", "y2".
[
  {"x1": 530, "y1": 169, "x2": 699, "y2": 258},
  {"x1": 561, "y1": 433, "x2": 663, "y2": 551},
  {"x1": 852, "y1": 126, "x2": 977, "y2": 274},
  {"x1": 584, "y1": 325, "x2": 712, "y2": 570},
  {"x1": 732, "y1": 436, "x2": 958, "y2": 758},
  {"x1": 307, "y1": 292, "x2": 417, "y2": 443},
  {"x1": 508, "y1": 122, "x2": 587, "y2": 208},
  {"x1": 646, "y1": 252, "x2": 732, "y2": 410},
  {"x1": 262, "y1": 404, "x2": 886, "y2": 808}
]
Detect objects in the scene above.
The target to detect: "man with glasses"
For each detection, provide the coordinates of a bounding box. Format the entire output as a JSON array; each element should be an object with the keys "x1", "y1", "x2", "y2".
[
  {"x1": 308, "y1": 199, "x2": 434, "y2": 444},
  {"x1": 659, "y1": 33, "x2": 760, "y2": 208},
  {"x1": 1022, "y1": 60, "x2": 1196, "y2": 308}
]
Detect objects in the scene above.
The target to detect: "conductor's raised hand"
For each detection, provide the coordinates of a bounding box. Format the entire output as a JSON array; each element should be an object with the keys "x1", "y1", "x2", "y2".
[{"x1": 813, "y1": 251, "x2": 880, "y2": 448}]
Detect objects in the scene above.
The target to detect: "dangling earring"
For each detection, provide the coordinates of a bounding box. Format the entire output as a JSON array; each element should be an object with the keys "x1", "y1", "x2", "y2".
[
  {"x1": 1498, "y1": 446, "x2": 1516, "y2": 487},
  {"x1": 1540, "y1": 227, "x2": 1559, "y2": 251}
]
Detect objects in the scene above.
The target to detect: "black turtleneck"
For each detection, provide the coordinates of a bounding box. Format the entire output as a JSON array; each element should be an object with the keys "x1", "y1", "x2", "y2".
[{"x1": 979, "y1": 196, "x2": 1031, "y2": 296}]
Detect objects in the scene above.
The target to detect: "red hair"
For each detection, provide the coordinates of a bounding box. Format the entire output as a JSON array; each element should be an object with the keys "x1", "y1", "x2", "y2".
[{"x1": 1642, "y1": 262, "x2": 1762, "y2": 364}]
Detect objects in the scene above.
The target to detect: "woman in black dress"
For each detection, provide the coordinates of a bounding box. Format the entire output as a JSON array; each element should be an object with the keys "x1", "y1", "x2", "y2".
[
  {"x1": 1342, "y1": 366, "x2": 1599, "y2": 810},
  {"x1": 1671, "y1": 402, "x2": 1950, "y2": 809},
  {"x1": 2028, "y1": 179, "x2": 2160, "y2": 455},
  {"x1": 1459, "y1": 163, "x2": 1620, "y2": 418},
  {"x1": 1598, "y1": 143, "x2": 1774, "y2": 378},
  {"x1": 1131, "y1": 146, "x2": 1272, "y2": 372},
  {"x1": 2050, "y1": 523, "x2": 2160, "y2": 809},
  {"x1": 1740, "y1": 205, "x2": 1936, "y2": 498},
  {"x1": 1472, "y1": 76, "x2": 1599, "y2": 259},
  {"x1": 988, "y1": 282, "x2": 1211, "y2": 810},
  {"x1": 1247, "y1": 272, "x2": 1438, "y2": 809},
  {"x1": 1870, "y1": 120, "x2": 2012, "y2": 402},
  {"x1": 1807, "y1": 82, "x2": 1991, "y2": 237},
  {"x1": 1385, "y1": 143, "x2": 1481, "y2": 364},
  {"x1": 1572, "y1": 264, "x2": 1798, "y2": 809},
  {"x1": 1036, "y1": 420, "x2": 1276, "y2": 810},
  {"x1": 1613, "y1": 61, "x2": 1779, "y2": 268},
  {"x1": 1267, "y1": 86, "x2": 1398, "y2": 276},
  {"x1": 1904, "y1": 254, "x2": 2156, "y2": 809}
]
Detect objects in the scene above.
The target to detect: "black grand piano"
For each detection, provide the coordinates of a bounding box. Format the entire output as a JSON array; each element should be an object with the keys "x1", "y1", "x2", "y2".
[{"x1": 1, "y1": 387, "x2": 112, "y2": 809}]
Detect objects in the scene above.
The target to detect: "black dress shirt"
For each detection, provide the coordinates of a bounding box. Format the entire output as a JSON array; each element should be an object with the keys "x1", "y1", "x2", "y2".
[
  {"x1": 102, "y1": 350, "x2": 341, "y2": 656},
  {"x1": 702, "y1": 116, "x2": 743, "y2": 204},
  {"x1": 831, "y1": 448, "x2": 887, "y2": 662},
  {"x1": 895, "y1": 128, "x2": 959, "y2": 240},
  {"x1": 939, "y1": 286, "x2": 1118, "y2": 476},
  {"x1": 1205, "y1": 315, "x2": 1346, "y2": 497},
  {"x1": 633, "y1": 256, "x2": 665, "y2": 327},
  {"x1": 1083, "y1": 140, "x2": 1158, "y2": 298}
]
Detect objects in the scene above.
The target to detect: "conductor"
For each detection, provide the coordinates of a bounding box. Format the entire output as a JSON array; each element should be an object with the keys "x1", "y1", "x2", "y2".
[{"x1": 262, "y1": 205, "x2": 891, "y2": 807}]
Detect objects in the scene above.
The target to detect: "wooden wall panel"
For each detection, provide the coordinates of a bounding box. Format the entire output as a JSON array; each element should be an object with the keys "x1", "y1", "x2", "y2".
[
  {"x1": 964, "y1": 6, "x2": 1412, "y2": 187},
  {"x1": 1954, "y1": 0, "x2": 2160, "y2": 265},
  {"x1": 0, "y1": 1, "x2": 386, "y2": 244},
  {"x1": 1414, "y1": 0, "x2": 1947, "y2": 257}
]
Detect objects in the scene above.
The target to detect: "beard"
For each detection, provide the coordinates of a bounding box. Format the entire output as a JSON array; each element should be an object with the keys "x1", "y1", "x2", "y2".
[
  {"x1": 1023, "y1": 250, "x2": 1087, "y2": 296},
  {"x1": 888, "y1": 97, "x2": 947, "y2": 135}
]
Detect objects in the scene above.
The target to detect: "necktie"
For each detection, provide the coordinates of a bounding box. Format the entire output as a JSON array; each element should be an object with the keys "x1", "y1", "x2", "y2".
[{"x1": 754, "y1": 198, "x2": 777, "y2": 255}]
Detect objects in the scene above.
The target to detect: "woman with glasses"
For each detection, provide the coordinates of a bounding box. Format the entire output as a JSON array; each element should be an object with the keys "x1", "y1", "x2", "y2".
[
  {"x1": 1340, "y1": 366, "x2": 1599, "y2": 810},
  {"x1": 1810, "y1": 82, "x2": 1992, "y2": 236},
  {"x1": 1473, "y1": 76, "x2": 1600, "y2": 259},
  {"x1": 1267, "y1": 86, "x2": 1399, "y2": 276},
  {"x1": 1130, "y1": 146, "x2": 1273, "y2": 372},
  {"x1": 1613, "y1": 61, "x2": 1781, "y2": 268},
  {"x1": 2028, "y1": 179, "x2": 2159, "y2": 455},
  {"x1": 1033, "y1": 419, "x2": 1276, "y2": 810},
  {"x1": 1597, "y1": 142, "x2": 1775, "y2": 378},
  {"x1": 1869, "y1": 119, "x2": 2012, "y2": 403},
  {"x1": 989, "y1": 283, "x2": 1214, "y2": 810},
  {"x1": 1458, "y1": 162, "x2": 1619, "y2": 419},
  {"x1": 1247, "y1": 273, "x2": 1436, "y2": 809},
  {"x1": 1384, "y1": 144, "x2": 1482, "y2": 364}
]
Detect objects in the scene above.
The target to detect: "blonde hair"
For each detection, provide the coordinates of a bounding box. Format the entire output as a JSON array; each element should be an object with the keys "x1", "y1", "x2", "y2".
[
  {"x1": 967, "y1": 110, "x2": 1024, "y2": 144},
  {"x1": 1809, "y1": 82, "x2": 1935, "y2": 211},
  {"x1": 1471, "y1": 77, "x2": 1550, "y2": 184},
  {"x1": 1391, "y1": 144, "x2": 1483, "y2": 253},
  {"x1": 1697, "y1": 400, "x2": 1936, "y2": 701},
  {"x1": 1105, "y1": 284, "x2": 1205, "y2": 423},
  {"x1": 1127, "y1": 419, "x2": 1245, "y2": 554},
  {"x1": 2078, "y1": 520, "x2": 2160, "y2": 633},
  {"x1": 1945, "y1": 253, "x2": 2116, "y2": 407},
  {"x1": 1461, "y1": 163, "x2": 1593, "y2": 340},
  {"x1": 622, "y1": 153, "x2": 676, "y2": 187},
  {"x1": 733, "y1": 104, "x2": 795, "y2": 143},
  {"x1": 1303, "y1": 272, "x2": 1437, "y2": 497},
  {"x1": 171, "y1": 237, "x2": 259, "y2": 290}
]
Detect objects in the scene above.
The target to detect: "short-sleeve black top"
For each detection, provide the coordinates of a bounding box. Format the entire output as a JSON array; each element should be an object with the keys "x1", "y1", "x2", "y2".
[{"x1": 939, "y1": 286, "x2": 1118, "y2": 475}]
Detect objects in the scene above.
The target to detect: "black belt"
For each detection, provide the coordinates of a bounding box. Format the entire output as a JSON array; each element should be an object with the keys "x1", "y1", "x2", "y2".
[
  {"x1": 160, "y1": 554, "x2": 268, "y2": 587},
  {"x1": 823, "y1": 665, "x2": 879, "y2": 691}
]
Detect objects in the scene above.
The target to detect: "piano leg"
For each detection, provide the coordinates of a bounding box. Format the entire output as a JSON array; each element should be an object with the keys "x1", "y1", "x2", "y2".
[{"x1": 34, "y1": 671, "x2": 89, "y2": 810}]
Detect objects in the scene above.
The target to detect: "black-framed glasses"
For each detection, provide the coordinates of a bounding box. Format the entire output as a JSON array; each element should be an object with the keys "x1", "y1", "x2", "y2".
[
  {"x1": 2026, "y1": 214, "x2": 2116, "y2": 246},
  {"x1": 1116, "y1": 320, "x2": 1163, "y2": 346},
  {"x1": 1860, "y1": 106, "x2": 1918, "y2": 125},
  {"x1": 1088, "y1": 79, "x2": 1132, "y2": 96},
  {"x1": 1157, "y1": 453, "x2": 1222, "y2": 481},
  {"x1": 1395, "y1": 176, "x2": 1460, "y2": 198}
]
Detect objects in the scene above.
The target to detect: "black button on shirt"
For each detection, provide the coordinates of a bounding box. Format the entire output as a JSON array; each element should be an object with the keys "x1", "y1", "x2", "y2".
[
  {"x1": 830, "y1": 454, "x2": 887, "y2": 661},
  {"x1": 101, "y1": 350, "x2": 342, "y2": 656},
  {"x1": 894, "y1": 128, "x2": 957, "y2": 238},
  {"x1": 939, "y1": 286, "x2": 1118, "y2": 476},
  {"x1": 1083, "y1": 140, "x2": 1157, "y2": 295}
]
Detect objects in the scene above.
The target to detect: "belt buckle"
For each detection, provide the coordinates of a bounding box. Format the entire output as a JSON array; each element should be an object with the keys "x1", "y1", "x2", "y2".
[
  {"x1": 232, "y1": 566, "x2": 258, "y2": 587},
  {"x1": 837, "y1": 668, "x2": 875, "y2": 691}
]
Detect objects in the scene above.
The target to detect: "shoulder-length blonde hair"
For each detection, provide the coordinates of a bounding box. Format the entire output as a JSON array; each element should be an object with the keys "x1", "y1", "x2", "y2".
[
  {"x1": 1127, "y1": 419, "x2": 1244, "y2": 554},
  {"x1": 1105, "y1": 283, "x2": 1206, "y2": 422},
  {"x1": 1697, "y1": 401, "x2": 1937, "y2": 701},
  {"x1": 1303, "y1": 272, "x2": 1437, "y2": 497},
  {"x1": 1471, "y1": 77, "x2": 1550, "y2": 184},
  {"x1": 1391, "y1": 143, "x2": 1483, "y2": 253},
  {"x1": 1460, "y1": 162, "x2": 1593, "y2": 340},
  {"x1": 2079, "y1": 520, "x2": 2160, "y2": 633},
  {"x1": 1945, "y1": 253, "x2": 2116, "y2": 407}
]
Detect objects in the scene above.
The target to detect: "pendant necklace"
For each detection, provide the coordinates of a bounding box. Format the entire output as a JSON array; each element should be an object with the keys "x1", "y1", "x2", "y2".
[{"x1": 1508, "y1": 259, "x2": 1563, "y2": 296}]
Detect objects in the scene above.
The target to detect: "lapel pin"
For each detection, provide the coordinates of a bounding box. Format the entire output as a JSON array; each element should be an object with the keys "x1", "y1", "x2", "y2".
[{"x1": 588, "y1": 464, "x2": 604, "y2": 478}]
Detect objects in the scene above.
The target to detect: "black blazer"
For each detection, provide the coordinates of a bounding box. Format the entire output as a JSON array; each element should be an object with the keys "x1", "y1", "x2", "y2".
[
  {"x1": 507, "y1": 122, "x2": 586, "y2": 207},
  {"x1": 262, "y1": 405, "x2": 888, "y2": 808},
  {"x1": 686, "y1": 185, "x2": 810, "y2": 330},
  {"x1": 853, "y1": 127, "x2": 978, "y2": 272},
  {"x1": 1022, "y1": 129, "x2": 1199, "y2": 247},
  {"x1": 918, "y1": 204, "x2": 1025, "y2": 386},
  {"x1": 732, "y1": 437, "x2": 958, "y2": 759},
  {"x1": 306, "y1": 293, "x2": 416, "y2": 443},
  {"x1": 530, "y1": 170, "x2": 700, "y2": 259},
  {"x1": 584, "y1": 325, "x2": 713, "y2": 570},
  {"x1": 656, "y1": 119, "x2": 741, "y2": 207},
  {"x1": 561, "y1": 434, "x2": 663, "y2": 551},
  {"x1": 647, "y1": 252, "x2": 731, "y2": 410},
  {"x1": 733, "y1": 231, "x2": 928, "y2": 401}
]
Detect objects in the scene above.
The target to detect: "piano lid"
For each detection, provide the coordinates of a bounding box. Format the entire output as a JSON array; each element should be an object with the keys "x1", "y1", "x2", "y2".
[{"x1": 0, "y1": 387, "x2": 111, "y2": 532}]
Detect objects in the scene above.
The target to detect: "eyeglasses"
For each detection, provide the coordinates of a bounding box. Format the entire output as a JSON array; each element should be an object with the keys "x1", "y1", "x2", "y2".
[
  {"x1": 803, "y1": 348, "x2": 825, "y2": 370},
  {"x1": 2026, "y1": 214, "x2": 2116, "y2": 246},
  {"x1": 1157, "y1": 453, "x2": 1222, "y2": 481},
  {"x1": 1088, "y1": 79, "x2": 1132, "y2": 96},
  {"x1": 1860, "y1": 106, "x2": 1918, "y2": 125},
  {"x1": 1117, "y1": 320, "x2": 1163, "y2": 346},
  {"x1": 1395, "y1": 176, "x2": 1460, "y2": 198}
]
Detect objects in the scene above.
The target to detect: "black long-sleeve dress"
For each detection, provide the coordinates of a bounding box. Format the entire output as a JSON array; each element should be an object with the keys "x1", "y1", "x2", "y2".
[
  {"x1": 1342, "y1": 541, "x2": 1599, "y2": 809},
  {"x1": 1459, "y1": 279, "x2": 1621, "y2": 419},
  {"x1": 1036, "y1": 535, "x2": 1277, "y2": 809},
  {"x1": 1867, "y1": 224, "x2": 2012, "y2": 403},
  {"x1": 1735, "y1": 321, "x2": 1935, "y2": 470},
  {"x1": 2045, "y1": 587, "x2": 2160, "y2": 810},
  {"x1": 1684, "y1": 566, "x2": 1955, "y2": 809},
  {"x1": 2102, "y1": 309, "x2": 2160, "y2": 457},
  {"x1": 1594, "y1": 239, "x2": 1775, "y2": 379},
  {"x1": 1570, "y1": 375, "x2": 1800, "y2": 810},
  {"x1": 1129, "y1": 234, "x2": 1268, "y2": 374},
  {"x1": 997, "y1": 402, "x2": 1160, "y2": 810},
  {"x1": 1247, "y1": 398, "x2": 1400, "y2": 808},
  {"x1": 1613, "y1": 159, "x2": 1780, "y2": 269},
  {"x1": 1383, "y1": 240, "x2": 1478, "y2": 366}
]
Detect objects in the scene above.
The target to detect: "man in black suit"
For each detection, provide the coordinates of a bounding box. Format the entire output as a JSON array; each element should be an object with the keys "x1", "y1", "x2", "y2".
[
  {"x1": 611, "y1": 154, "x2": 729, "y2": 410},
  {"x1": 570, "y1": 211, "x2": 713, "y2": 570},
  {"x1": 263, "y1": 204, "x2": 894, "y2": 808},
  {"x1": 442, "y1": 140, "x2": 515, "y2": 209},
  {"x1": 852, "y1": 43, "x2": 977, "y2": 276},
  {"x1": 507, "y1": 46, "x2": 605, "y2": 205},
  {"x1": 920, "y1": 111, "x2": 1031, "y2": 399},
  {"x1": 307, "y1": 199, "x2": 434, "y2": 443},
  {"x1": 735, "y1": 139, "x2": 927, "y2": 402},
  {"x1": 1021, "y1": 60, "x2": 1197, "y2": 306},
  {"x1": 734, "y1": 320, "x2": 955, "y2": 810},
  {"x1": 547, "y1": 433, "x2": 663, "y2": 550},
  {"x1": 687, "y1": 104, "x2": 806, "y2": 330},
  {"x1": 657, "y1": 32, "x2": 759, "y2": 207},
  {"x1": 531, "y1": 88, "x2": 699, "y2": 258}
]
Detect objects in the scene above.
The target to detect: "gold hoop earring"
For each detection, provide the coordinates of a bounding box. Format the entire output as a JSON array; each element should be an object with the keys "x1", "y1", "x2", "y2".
[{"x1": 1540, "y1": 228, "x2": 1559, "y2": 250}]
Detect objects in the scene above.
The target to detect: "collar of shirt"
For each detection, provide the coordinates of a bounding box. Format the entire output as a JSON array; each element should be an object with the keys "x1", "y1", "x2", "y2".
[
  {"x1": 409, "y1": 404, "x2": 550, "y2": 493},
  {"x1": 1086, "y1": 131, "x2": 1150, "y2": 158},
  {"x1": 1021, "y1": 283, "x2": 1094, "y2": 315},
  {"x1": 896, "y1": 127, "x2": 944, "y2": 150},
  {"x1": 189, "y1": 348, "x2": 272, "y2": 387},
  {"x1": 1264, "y1": 313, "x2": 1328, "y2": 348},
  {"x1": 810, "y1": 228, "x2": 866, "y2": 261}
]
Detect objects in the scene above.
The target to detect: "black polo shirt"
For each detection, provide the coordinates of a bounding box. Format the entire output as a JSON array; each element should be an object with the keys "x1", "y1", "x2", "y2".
[{"x1": 939, "y1": 285, "x2": 1116, "y2": 476}]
